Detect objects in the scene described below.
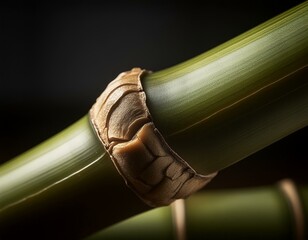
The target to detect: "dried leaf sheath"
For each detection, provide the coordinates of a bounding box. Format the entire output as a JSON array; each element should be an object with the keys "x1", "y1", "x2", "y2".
[{"x1": 90, "y1": 68, "x2": 217, "y2": 207}]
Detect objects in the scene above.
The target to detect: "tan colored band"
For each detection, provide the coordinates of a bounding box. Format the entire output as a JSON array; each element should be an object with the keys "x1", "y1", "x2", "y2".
[
  {"x1": 90, "y1": 68, "x2": 217, "y2": 207},
  {"x1": 171, "y1": 199, "x2": 186, "y2": 240},
  {"x1": 278, "y1": 179, "x2": 305, "y2": 240}
]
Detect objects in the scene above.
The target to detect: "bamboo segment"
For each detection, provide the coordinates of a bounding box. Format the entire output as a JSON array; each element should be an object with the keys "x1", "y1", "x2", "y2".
[
  {"x1": 0, "y1": 117, "x2": 151, "y2": 239},
  {"x1": 90, "y1": 68, "x2": 217, "y2": 207},
  {"x1": 0, "y1": 2, "x2": 307, "y2": 239},
  {"x1": 87, "y1": 183, "x2": 307, "y2": 240},
  {"x1": 143, "y1": 1, "x2": 308, "y2": 173},
  {"x1": 0, "y1": 116, "x2": 105, "y2": 212}
]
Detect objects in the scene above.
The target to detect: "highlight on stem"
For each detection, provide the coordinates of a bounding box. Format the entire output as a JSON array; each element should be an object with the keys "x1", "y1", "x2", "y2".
[{"x1": 0, "y1": 1, "x2": 307, "y2": 239}]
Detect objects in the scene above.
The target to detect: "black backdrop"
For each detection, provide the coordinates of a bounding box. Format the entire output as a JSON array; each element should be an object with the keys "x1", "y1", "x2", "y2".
[{"x1": 1, "y1": 0, "x2": 307, "y2": 187}]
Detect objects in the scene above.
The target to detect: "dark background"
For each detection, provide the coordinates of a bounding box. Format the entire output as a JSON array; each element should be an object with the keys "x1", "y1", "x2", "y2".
[{"x1": 0, "y1": 0, "x2": 307, "y2": 188}]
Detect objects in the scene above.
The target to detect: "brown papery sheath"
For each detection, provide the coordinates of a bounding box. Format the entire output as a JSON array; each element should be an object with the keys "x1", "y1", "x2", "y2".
[{"x1": 90, "y1": 68, "x2": 217, "y2": 207}]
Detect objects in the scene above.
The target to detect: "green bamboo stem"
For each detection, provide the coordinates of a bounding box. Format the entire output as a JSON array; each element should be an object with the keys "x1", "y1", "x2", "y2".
[
  {"x1": 0, "y1": 118, "x2": 149, "y2": 239},
  {"x1": 87, "y1": 182, "x2": 307, "y2": 240},
  {"x1": 0, "y1": 2, "x2": 307, "y2": 239},
  {"x1": 143, "y1": 1, "x2": 308, "y2": 173},
  {"x1": 0, "y1": 117, "x2": 104, "y2": 212}
]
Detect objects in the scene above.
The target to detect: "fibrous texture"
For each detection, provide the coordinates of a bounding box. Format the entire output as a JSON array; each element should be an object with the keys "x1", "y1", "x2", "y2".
[{"x1": 90, "y1": 68, "x2": 217, "y2": 207}]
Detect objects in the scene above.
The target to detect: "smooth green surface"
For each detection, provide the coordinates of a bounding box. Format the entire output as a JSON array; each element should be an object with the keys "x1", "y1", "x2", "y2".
[
  {"x1": 186, "y1": 187, "x2": 292, "y2": 240},
  {"x1": 143, "y1": 1, "x2": 308, "y2": 173},
  {"x1": 0, "y1": 117, "x2": 150, "y2": 239},
  {"x1": 0, "y1": 116, "x2": 105, "y2": 211},
  {"x1": 145, "y1": 2, "x2": 307, "y2": 130},
  {"x1": 86, "y1": 206, "x2": 173, "y2": 240},
  {"x1": 0, "y1": 2, "x2": 307, "y2": 239},
  {"x1": 88, "y1": 185, "x2": 301, "y2": 240}
]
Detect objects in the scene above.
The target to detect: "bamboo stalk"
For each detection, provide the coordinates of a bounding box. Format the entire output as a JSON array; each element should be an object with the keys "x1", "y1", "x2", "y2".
[
  {"x1": 0, "y1": 2, "x2": 307, "y2": 239},
  {"x1": 0, "y1": 118, "x2": 149, "y2": 239},
  {"x1": 87, "y1": 181, "x2": 307, "y2": 240},
  {"x1": 0, "y1": 117, "x2": 104, "y2": 212},
  {"x1": 143, "y1": 1, "x2": 308, "y2": 173}
]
